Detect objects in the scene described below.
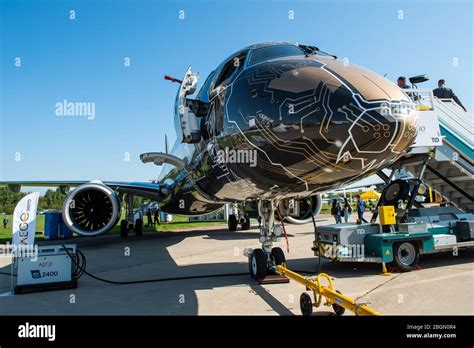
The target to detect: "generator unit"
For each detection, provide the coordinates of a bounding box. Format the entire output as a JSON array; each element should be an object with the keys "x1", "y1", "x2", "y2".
[
  {"x1": 314, "y1": 223, "x2": 381, "y2": 261},
  {"x1": 13, "y1": 244, "x2": 78, "y2": 294}
]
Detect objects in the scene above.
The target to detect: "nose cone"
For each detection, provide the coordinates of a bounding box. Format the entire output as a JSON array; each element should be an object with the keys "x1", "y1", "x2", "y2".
[
  {"x1": 224, "y1": 56, "x2": 418, "y2": 192},
  {"x1": 314, "y1": 56, "x2": 418, "y2": 165}
]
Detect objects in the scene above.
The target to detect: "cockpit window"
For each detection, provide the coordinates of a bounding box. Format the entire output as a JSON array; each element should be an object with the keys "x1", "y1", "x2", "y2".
[
  {"x1": 196, "y1": 70, "x2": 215, "y2": 102},
  {"x1": 214, "y1": 51, "x2": 247, "y2": 88},
  {"x1": 248, "y1": 45, "x2": 305, "y2": 66}
]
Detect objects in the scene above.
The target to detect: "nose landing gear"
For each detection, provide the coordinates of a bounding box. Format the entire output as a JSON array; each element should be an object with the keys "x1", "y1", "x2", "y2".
[
  {"x1": 246, "y1": 200, "x2": 287, "y2": 282},
  {"x1": 248, "y1": 246, "x2": 287, "y2": 280}
]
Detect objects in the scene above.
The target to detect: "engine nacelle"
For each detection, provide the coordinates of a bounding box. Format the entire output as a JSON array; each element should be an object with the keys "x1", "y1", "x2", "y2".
[
  {"x1": 62, "y1": 182, "x2": 121, "y2": 236},
  {"x1": 282, "y1": 194, "x2": 322, "y2": 225}
]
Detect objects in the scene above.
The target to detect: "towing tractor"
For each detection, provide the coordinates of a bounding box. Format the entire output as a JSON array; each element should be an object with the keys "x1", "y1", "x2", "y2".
[
  {"x1": 313, "y1": 203, "x2": 474, "y2": 272},
  {"x1": 314, "y1": 81, "x2": 474, "y2": 272}
]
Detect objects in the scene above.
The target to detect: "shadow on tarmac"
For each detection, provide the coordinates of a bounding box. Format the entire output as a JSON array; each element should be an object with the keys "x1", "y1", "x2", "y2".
[{"x1": 0, "y1": 225, "x2": 472, "y2": 315}]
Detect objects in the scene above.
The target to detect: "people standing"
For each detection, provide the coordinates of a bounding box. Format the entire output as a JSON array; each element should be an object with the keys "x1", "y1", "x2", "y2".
[
  {"x1": 397, "y1": 76, "x2": 410, "y2": 89},
  {"x1": 331, "y1": 199, "x2": 342, "y2": 224},
  {"x1": 433, "y1": 79, "x2": 467, "y2": 111},
  {"x1": 3, "y1": 216, "x2": 8, "y2": 229},
  {"x1": 357, "y1": 195, "x2": 368, "y2": 223},
  {"x1": 343, "y1": 198, "x2": 352, "y2": 223},
  {"x1": 146, "y1": 209, "x2": 153, "y2": 227},
  {"x1": 154, "y1": 208, "x2": 160, "y2": 226}
]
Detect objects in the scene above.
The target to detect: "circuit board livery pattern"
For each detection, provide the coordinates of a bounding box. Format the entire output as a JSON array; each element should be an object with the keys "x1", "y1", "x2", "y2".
[
  {"x1": 194, "y1": 55, "x2": 417, "y2": 200},
  {"x1": 156, "y1": 42, "x2": 419, "y2": 210}
]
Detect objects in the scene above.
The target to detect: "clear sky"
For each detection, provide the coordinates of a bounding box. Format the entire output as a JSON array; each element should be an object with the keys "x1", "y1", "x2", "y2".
[{"x1": 1, "y1": 0, "x2": 472, "y2": 187}]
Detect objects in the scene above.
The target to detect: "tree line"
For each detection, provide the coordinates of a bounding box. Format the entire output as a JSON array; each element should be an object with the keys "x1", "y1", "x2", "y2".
[
  {"x1": 1, "y1": 187, "x2": 148, "y2": 215},
  {"x1": 0, "y1": 188, "x2": 66, "y2": 214}
]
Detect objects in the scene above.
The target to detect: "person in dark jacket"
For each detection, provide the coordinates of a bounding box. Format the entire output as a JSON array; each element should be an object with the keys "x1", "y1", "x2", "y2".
[
  {"x1": 154, "y1": 208, "x2": 160, "y2": 226},
  {"x1": 331, "y1": 199, "x2": 343, "y2": 224},
  {"x1": 343, "y1": 197, "x2": 352, "y2": 223},
  {"x1": 397, "y1": 76, "x2": 411, "y2": 89},
  {"x1": 356, "y1": 195, "x2": 368, "y2": 223},
  {"x1": 146, "y1": 209, "x2": 153, "y2": 227},
  {"x1": 433, "y1": 79, "x2": 467, "y2": 111}
]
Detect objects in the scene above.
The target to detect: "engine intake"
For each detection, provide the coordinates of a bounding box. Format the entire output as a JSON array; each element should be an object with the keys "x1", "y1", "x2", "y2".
[
  {"x1": 283, "y1": 195, "x2": 322, "y2": 225},
  {"x1": 62, "y1": 182, "x2": 121, "y2": 236}
]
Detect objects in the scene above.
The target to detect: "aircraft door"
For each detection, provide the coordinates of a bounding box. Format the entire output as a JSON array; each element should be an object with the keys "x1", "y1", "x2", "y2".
[{"x1": 174, "y1": 66, "x2": 201, "y2": 143}]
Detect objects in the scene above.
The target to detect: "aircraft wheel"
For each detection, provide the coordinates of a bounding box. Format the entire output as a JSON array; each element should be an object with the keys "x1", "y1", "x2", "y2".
[
  {"x1": 392, "y1": 242, "x2": 419, "y2": 272},
  {"x1": 249, "y1": 249, "x2": 267, "y2": 279},
  {"x1": 271, "y1": 247, "x2": 286, "y2": 266},
  {"x1": 120, "y1": 220, "x2": 128, "y2": 238},
  {"x1": 241, "y1": 215, "x2": 251, "y2": 230},
  {"x1": 300, "y1": 293, "x2": 313, "y2": 316},
  {"x1": 228, "y1": 215, "x2": 238, "y2": 231},
  {"x1": 134, "y1": 219, "x2": 143, "y2": 237},
  {"x1": 332, "y1": 290, "x2": 345, "y2": 316}
]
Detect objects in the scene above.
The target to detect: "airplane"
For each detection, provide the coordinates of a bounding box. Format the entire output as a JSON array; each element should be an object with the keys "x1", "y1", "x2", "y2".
[{"x1": 1, "y1": 41, "x2": 419, "y2": 279}]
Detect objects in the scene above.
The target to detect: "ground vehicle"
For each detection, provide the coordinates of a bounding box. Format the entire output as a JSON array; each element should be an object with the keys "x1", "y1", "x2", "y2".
[
  {"x1": 314, "y1": 206, "x2": 474, "y2": 272},
  {"x1": 313, "y1": 87, "x2": 473, "y2": 272}
]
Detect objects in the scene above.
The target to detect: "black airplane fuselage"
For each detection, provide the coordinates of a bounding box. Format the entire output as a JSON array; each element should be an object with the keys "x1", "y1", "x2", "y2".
[{"x1": 158, "y1": 42, "x2": 418, "y2": 215}]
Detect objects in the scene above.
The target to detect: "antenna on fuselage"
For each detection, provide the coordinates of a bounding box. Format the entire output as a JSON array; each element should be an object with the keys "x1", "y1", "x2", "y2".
[
  {"x1": 299, "y1": 44, "x2": 337, "y2": 59},
  {"x1": 313, "y1": 47, "x2": 337, "y2": 60}
]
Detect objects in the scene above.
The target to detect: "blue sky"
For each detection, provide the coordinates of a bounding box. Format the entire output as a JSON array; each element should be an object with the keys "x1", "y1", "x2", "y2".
[{"x1": 1, "y1": 0, "x2": 472, "y2": 187}]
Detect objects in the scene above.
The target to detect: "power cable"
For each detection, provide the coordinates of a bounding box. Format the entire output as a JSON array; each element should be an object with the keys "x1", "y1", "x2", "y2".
[{"x1": 62, "y1": 245, "x2": 249, "y2": 285}]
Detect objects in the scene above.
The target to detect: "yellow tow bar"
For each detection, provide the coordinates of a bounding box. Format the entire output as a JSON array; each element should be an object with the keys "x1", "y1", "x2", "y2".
[{"x1": 275, "y1": 264, "x2": 381, "y2": 316}]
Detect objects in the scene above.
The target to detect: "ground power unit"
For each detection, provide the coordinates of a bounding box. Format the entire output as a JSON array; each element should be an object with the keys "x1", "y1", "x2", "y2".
[{"x1": 13, "y1": 244, "x2": 78, "y2": 294}]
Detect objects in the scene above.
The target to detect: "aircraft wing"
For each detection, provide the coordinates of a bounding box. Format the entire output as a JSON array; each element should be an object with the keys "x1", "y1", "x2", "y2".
[{"x1": 0, "y1": 180, "x2": 162, "y2": 200}]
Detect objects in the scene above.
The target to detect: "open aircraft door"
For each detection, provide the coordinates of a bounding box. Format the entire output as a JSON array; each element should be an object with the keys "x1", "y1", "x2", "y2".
[{"x1": 173, "y1": 66, "x2": 201, "y2": 143}]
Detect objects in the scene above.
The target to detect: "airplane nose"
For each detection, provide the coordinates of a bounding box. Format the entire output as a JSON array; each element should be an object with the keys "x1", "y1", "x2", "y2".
[
  {"x1": 224, "y1": 56, "x2": 418, "y2": 190},
  {"x1": 308, "y1": 56, "x2": 418, "y2": 169}
]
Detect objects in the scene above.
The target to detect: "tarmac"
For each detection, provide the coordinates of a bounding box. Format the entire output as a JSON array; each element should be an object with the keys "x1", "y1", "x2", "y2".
[{"x1": 0, "y1": 214, "x2": 473, "y2": 315}]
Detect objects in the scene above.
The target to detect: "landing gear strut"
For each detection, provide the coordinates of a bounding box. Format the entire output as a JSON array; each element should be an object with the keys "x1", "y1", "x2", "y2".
[
  {"x1": 120, "y1": 194, "x2": 143, "y2": 238},
  {"x1": 246, "y1": 200, "x2": 285, "y2": 280},
  {"x1": 228, "y1": 203, "x2": 251, "y2": 231}
]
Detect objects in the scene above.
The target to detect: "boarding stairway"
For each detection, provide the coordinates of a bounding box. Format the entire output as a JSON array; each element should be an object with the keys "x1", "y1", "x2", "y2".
[{"x1": 398, "y1": 90, "x2": 474, "y2": 212}]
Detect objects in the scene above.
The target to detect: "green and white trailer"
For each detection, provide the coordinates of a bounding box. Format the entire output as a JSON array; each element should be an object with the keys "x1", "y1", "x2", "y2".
[{"x1": 313, "y1": 207, "x2": 474, "y2": 272}]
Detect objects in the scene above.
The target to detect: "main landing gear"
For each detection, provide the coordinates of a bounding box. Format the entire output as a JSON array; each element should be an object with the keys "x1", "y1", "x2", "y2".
[
  {"x1": 245, "y1": 200, "x2": 286, "y2": 280},
  {"x1": 120, "y1": 194, "x2": 143, "y2": 238},
  {"x1": 228, "y1": 203, "x2": 251, "y2": 231}
]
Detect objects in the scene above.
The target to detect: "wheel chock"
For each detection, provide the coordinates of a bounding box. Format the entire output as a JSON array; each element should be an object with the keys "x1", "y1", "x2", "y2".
[
  {"x1": 388, "y1": 266, "x2": 401, "y2": 273},
  {"x1": 257, "y1": 274, "x2": 290, "y2": 285}
]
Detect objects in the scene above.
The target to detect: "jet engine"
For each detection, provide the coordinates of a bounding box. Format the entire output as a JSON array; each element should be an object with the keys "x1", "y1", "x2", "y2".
[
  {"x1": 282, "y1": 195, "x2": 322, "y2": 225},
  {"x1": 62, "y1": 181, "x2": 121, "y2": 236}
]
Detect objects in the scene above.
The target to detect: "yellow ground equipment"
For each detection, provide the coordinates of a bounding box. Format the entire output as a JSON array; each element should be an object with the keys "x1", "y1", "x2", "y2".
[
  {"x1": 275, "y1": 265, "x2": 381, "y2": 316},
  {"x1": 378, "y1": 205, "x2": 396, "y2": 226},
  {"x1": 360, "y1": 190, "x2": 381, "y2": 200}
]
